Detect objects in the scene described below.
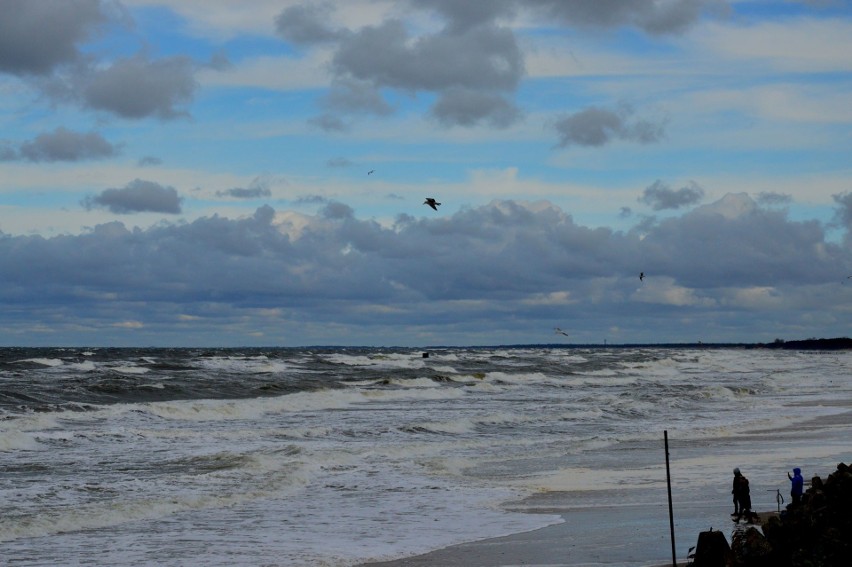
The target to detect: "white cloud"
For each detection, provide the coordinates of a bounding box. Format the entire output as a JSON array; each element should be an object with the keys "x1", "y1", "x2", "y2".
[{"x1": 695, "y1": 19, "x2": 852, "y2": 73}]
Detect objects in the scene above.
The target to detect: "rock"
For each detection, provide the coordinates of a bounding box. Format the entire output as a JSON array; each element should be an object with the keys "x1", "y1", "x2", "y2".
[
  {"x1": 691, "y1": 528, "x2": 731, "y2": 567},
  {"x1": 731, "y1": 526, "x2": 772, "y2": 566}
]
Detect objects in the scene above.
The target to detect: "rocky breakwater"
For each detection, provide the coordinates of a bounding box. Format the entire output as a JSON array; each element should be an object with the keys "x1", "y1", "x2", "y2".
[{"x1": 690, "y1": 462, "x2": 851, "y2": 566}]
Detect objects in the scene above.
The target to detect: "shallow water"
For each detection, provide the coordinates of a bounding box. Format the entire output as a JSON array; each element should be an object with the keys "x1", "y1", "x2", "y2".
[{"x1": 1, "y1": 347, "x2": 850, "y2": 565}]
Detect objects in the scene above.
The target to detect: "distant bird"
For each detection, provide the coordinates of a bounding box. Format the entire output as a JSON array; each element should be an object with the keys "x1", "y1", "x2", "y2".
[
  {"x1": 367, "y1": 170, "x2": 375, "y2": 175},
  {"x1": 554, "y1": 327, "x2": 569, "y2": 337},
  {"x1": 639, "y1": 272, "x2": 645, "y2": 281},
  {"x1": 424, "y1": 197, "x2": 441, "y2": 211}
]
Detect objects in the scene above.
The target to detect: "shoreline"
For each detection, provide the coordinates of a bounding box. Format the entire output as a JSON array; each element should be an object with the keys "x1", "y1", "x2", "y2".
[
  {"x1": 358, "y1": 410, "x2": 852, "y2": 567},
  {"x1": 358, "y1": 506, "x2": 782, "y2": 567}
]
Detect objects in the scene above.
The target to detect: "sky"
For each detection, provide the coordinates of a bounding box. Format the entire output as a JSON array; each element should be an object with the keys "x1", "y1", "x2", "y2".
[{"x1": 1, "y1": 0, "x2": 851, "y2": 347}]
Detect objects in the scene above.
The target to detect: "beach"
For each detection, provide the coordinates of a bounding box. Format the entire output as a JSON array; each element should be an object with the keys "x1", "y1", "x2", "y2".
[{"x1": 360, "y1": 410, "x2": 852, "y2": 567}]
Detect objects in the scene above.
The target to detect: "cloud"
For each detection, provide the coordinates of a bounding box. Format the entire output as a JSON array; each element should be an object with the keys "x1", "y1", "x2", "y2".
[
  {"x1": 293, "y1": 195, "x2": 329, "y2": 205},
  {"x1": 640, "y1": 180, "x2": 705, "y2": 210},
  {"x1": 276, "y1": 3, "x2": 525, "y2": 129},
  {"x1": 0, "y1": 127, "x2": 120, "y2": 162},
  {"x1": 274, "y1": 2, "x2": 342, "y2": 45},
  {"x1": 554, "y1": 105, "x2": 665, "y2": 147},
  {"x1": 756, "y1": 192, "x2": 793, "y2": 207},
  {"x1": 323, "y1": 77, "x2": 394, "y2": 115},
  {"x1": 309, "y1": 113, "x2": 349, "y2": 132},
  {"x1": 216, "y1": 178, "x2": 273, "y2": 199},
  {"x1": 83, "y1": 179, "x2": 183, "y2": 214},
  {"x1": 332, "y1": 19, "x2": 523, "y2": 93},
  {"x1": 527, "y1": 0, "x2": 722, "y2": 35},
  {"x1": 0, "y1": 0, "x2": 106, "y2": 76},
  {"x1": 81, "y1": 54, "x2": 198, "y2": 119},
  {"x1": 832, "y1": 192, "x2": 852, "y2": 231},
  {"x1": 138, "y1": 156, "x2": 163, "y2": 167},
  {"x1": 431, "y1": 88, "x2": 520, "y2": 128},
  {"x1": 2, "y1": 195, "x2": 849, "y2": 345},
  {"x1": 271, "y1": 0, "x2": 712, "y2": 130}
]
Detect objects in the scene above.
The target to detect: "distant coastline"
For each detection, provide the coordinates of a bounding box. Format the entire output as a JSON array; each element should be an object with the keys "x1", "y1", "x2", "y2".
[
  {"x1": 479, "y1": 337, "x2": 852, "y2": 350},
  {"x1": 2, "y1": 338, "x2": 850, "y2": 350}
]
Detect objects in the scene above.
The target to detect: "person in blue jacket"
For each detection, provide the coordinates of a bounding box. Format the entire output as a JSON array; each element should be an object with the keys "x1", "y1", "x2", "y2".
[{"x1": 787, "y1": 467, "x2": 804, "y2": 505}]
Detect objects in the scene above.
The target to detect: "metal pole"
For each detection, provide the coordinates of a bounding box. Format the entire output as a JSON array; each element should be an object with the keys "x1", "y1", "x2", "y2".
[{"x1": 665, "y1": 430, "x2": 677, "y2": 567}]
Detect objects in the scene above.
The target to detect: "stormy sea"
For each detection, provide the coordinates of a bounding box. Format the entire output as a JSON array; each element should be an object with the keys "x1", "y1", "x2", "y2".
[{"x1": 1, "y1": 346, "x2": 850, "y2": 566}]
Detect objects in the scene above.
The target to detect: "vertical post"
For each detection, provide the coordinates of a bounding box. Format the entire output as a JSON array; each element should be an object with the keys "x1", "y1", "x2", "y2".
[{"x1": 665, "y1": 430, "x2": 677, "y2": 567}]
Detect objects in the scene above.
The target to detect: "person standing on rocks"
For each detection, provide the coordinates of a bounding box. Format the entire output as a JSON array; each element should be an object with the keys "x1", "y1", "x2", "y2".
[{"x1": 788, "y1": 467, "x2": 804, "y2": 505}]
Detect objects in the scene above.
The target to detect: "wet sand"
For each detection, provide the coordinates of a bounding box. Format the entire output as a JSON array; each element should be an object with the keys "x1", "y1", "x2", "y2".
[
  {"x1": 359, "y1": 488, "x2": 730, "y2": 567},
  {"x1": 359, "y1": 505, "x2": 780, "y2": 567}
]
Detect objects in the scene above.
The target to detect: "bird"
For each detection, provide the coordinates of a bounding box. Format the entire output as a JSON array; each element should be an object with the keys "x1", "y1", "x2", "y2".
[
  {"x1": 554, "y1": 327, "x2": 569, "y2": 337},
  {"x1": 424, "y1": 197, "x2": 440, "y2": 211},
  {"x1": 639, "y1": 272, "x2": 645, "y2": 281},
  {"x1": 367, "y1": 170, "x2": 374, "y2": 175}
]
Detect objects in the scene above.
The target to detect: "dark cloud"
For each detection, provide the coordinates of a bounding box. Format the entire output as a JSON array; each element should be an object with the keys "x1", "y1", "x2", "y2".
[
  {"x1": 0, "y1": 145, "x2": 16, "y2": 161},
  {"x1": 0, "y1": 0, "x2": 106, "y2": 76},
  {"x1": 217, "y1": 178, "x2": 272, "y2": 200},
  {"x1": 411, "y1": 0, "x2": 518, "y2": 31},
  {"x1": 321, "y1": 201, "x2": 355, "y2": 220},
  {"x1": 276, "y1": 5, "x2": 525, "y2": 129},
  {"x1": 274, "y1": 2, "x2": 341, "y2": 45},
  {"x1": 81, "y1": 54, "x2": 198, "y2": 119},
  {"x1": 641, "y1": 193, "x2": 838, "y2": 287},
  {"x1": 332, "y1": 20, "x2": 523, "y2": 93},
  {"x1": 527, "y1": 0, "x2": 721, "y2": 35},
  {"x1": 2, "y1": 195, "x2": 849, "y2": 345},
  {"x1": 431, "y1": 88, "x2": 520, "y2": 128},
  {"x1": 554, "y1": 106, "x2": 665, "y2": 147},
  {"x1": 640, "y1": 180, "x2": 705, "y2": 210},
  {"x1": 1, "y1": 127, "x2": 119, "y2": 162},
  {"x1": 83, "y1": 179, "x2": 182, "y2": 214},
  {"x1": 324, "y1": 77, "x2": 393, "y2": 115},
  {"x1": 293, "y1": 195, "x2": 328, "y2": 205},
  {"x1": 832, "y1": 192, "x2": 852, "y2": 229}
]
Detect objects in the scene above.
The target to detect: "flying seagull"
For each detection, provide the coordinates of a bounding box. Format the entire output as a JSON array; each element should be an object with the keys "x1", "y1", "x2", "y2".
[
  {"x1": 424, "y1": 197, "x2": 441, "y2": 211},
  {"x1": 639, "y1": 272, "x2": 645, "y2": 281},
  {"x1": 554, "y1": 327, "x2": 569, "y2": 337},
  {"x1": 367, "y1": 170, "x2": 374, "y2": 175}
]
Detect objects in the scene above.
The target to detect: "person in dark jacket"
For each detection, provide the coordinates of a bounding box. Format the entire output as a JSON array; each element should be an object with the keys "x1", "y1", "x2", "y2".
[
  {"x1": 731, "y1": 467, "x2": 741, "y2": 517},
  {"x1": 787, "y1": 467, "x2": 804, "y2": 505},
  {"x1": 732, "y1": 468, "x2": 753, "y2": 522}
]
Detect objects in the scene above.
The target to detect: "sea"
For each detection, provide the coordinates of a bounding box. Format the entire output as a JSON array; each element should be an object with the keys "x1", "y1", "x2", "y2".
[{"x1": 1, "y1": 346, "x2": 850, "y2": 567}]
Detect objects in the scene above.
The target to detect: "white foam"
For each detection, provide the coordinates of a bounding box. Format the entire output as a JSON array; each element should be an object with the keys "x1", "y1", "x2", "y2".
[
  {"x1": 111, "y1": 365, "x2": 150, "y2": 375},
  {"x1": 16, "y1": 358, "x2": 64, "y2": 367}
]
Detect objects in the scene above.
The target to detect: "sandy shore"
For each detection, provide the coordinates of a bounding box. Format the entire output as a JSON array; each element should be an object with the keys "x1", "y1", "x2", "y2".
[
  {"x1": 359, "y1": 506, "x2": 780, "y2": 567},
  {"x1": 359, "y1": 409, "x2": 851, "y2": 567},
  {"x1": 358, "y1": 488, "x2": 736, "y2": 567}
]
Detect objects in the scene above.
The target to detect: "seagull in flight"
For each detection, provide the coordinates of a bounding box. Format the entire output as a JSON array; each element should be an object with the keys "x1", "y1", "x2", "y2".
[
  {"x1": 639, "y1": 272, "x2": 645, "y2": 281},
  {"x1": 367, "y1": 170, "x2": 375, "y2": 175},
  {"x1": 554, "y1": 327, "x2": 569, "y2": 337},
  {"x1": 424, "y1": 197, "x2": 441, "y2": 211}
]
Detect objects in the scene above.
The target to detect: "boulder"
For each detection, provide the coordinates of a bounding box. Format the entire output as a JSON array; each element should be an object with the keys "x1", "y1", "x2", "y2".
[
  {"x1": 731, "y1": 526, "x2": 772, "y2": 566},
  {"x1": 691, "y1": 528, "x2": 731, "y2": 567}
]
